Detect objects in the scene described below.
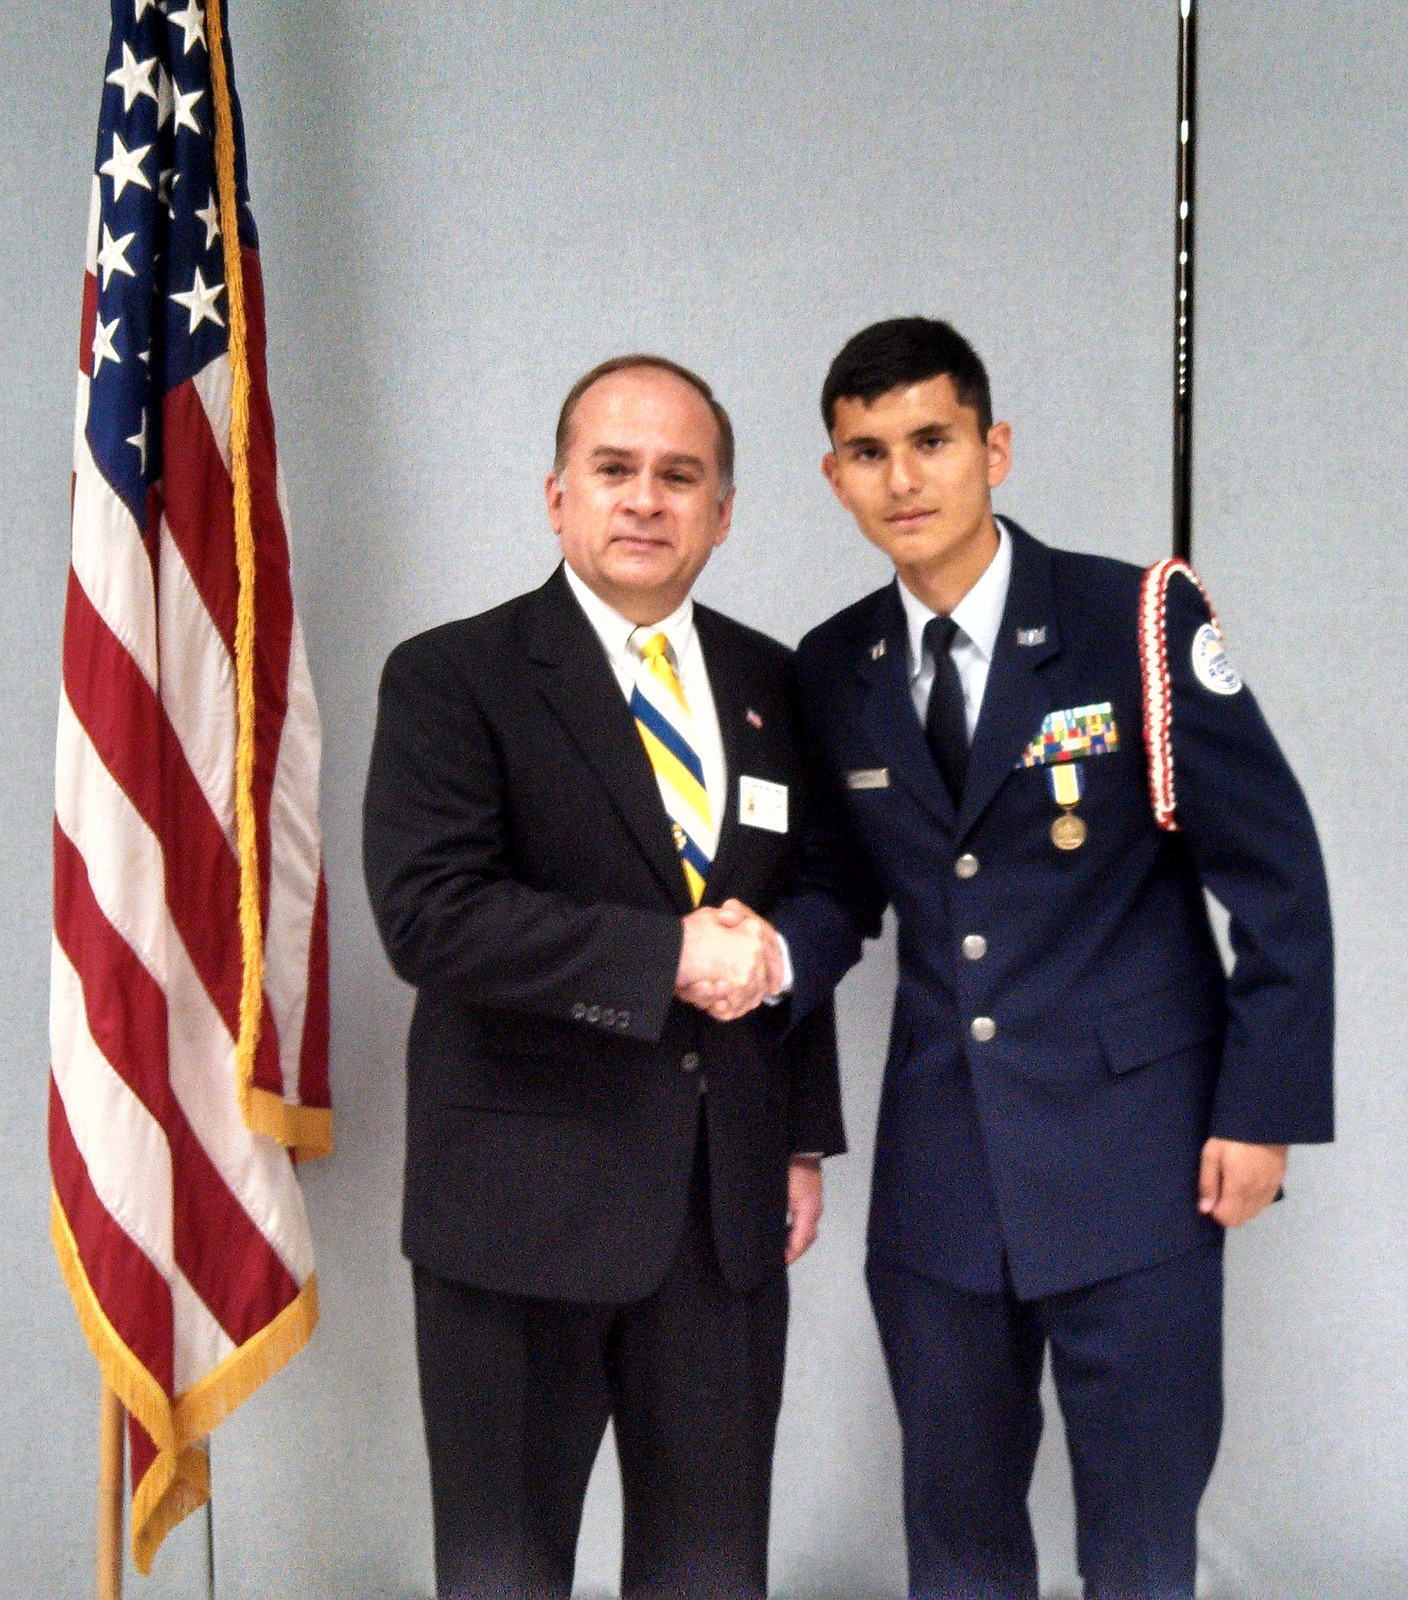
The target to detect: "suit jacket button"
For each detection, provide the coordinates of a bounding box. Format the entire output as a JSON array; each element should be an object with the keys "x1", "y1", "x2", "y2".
[
  {"x1": 586, "y1": 1005, "x2": 601, "y2": 1023},
  {"x1": 961, "y1": 934, "x2": 988, "y2": 961},
  {"x1": 954, "y1": 853, "x2": 980, "y2": 880},
  {"x1": 681, "y1": 1051, "x2": 701, "y2": 1074},
  {"x1": 970, "y1": 1016, "x2": 996, "y2": 1043},
  {"x1": 571, "y1": 1002, "x2": 587, "y2": 1020}
]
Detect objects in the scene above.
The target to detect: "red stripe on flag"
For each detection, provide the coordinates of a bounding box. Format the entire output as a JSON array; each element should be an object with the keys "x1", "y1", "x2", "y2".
[
  {"x1": 128, "y1": 1412, "x2": 158, "y2": 1500},
  {"x1": 160, "y1": 366, "x2": 293, "y2": 928},
  {"x1": 62, "y1": 566, "x2": 164, "y2": 834},
  {"x1": 61, "y1": 565, "x2": 286, "y2": 1119},
  {"x1": 79, "y1": 271, "x2": 97, "y2": 379},
  {"x1": 49, "y1": 1076, "x2": 174, "y2": 1393},
  {"x1": 160, "y1": 381, "x2": 238, "y2": 651},
  {"x1": 54, "y1": 825, "x2": 300, "y2": 1343}
]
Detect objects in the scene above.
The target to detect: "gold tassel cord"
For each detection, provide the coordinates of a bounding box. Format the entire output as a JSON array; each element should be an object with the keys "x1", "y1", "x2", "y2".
[{"x1": 206, "y1": 0, "x2": 265, "y2": 1127}]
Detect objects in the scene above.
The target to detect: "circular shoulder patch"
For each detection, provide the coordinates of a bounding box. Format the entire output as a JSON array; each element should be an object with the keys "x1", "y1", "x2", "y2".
[{"x1": 1190, "y1": 622, "x2": 1242, "y2": 695}]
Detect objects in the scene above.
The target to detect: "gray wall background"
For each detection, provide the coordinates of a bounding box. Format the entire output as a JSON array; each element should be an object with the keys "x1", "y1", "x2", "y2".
[{"x1": 3, "y1": 2, "x2": 1404, "y2": 1595}]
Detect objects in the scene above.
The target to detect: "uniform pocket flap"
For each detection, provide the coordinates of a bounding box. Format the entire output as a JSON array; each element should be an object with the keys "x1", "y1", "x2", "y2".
[{"x1": 1095, "y1": 983, "x2": 1225, "y2": 1075}]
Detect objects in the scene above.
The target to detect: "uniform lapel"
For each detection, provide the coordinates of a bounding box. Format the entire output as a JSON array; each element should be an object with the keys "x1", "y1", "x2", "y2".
[
  {"x1": 856, "y1": 583, "x2": 958, "y2": 832},
  {"x1": 520, "y1": 567, "x2": 694, "y2": 914},
  {"x1": 954, "y1": 524, "x2": 1062, "y2": 839}
]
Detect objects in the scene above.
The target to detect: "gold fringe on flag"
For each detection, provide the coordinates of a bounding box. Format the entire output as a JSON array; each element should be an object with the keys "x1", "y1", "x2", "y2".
[
  {"x1": 206, "y1": 0, "x2": 267, "y2": 1140},
  {"x1": 52, "y1": 1192, "x2": 320, "y2": 1574}
]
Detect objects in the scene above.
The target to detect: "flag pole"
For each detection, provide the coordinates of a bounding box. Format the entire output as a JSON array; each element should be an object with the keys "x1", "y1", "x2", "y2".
[
  {"x1": 96, "y1": 1380, "x2": 124, "y2": 1600},
  {"x1": 1172, "y1": 0, "x2": 1197, "y2": 559}
]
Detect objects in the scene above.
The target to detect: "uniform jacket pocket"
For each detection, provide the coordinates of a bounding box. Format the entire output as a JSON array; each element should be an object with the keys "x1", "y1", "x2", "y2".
[{"x1": 1095, "y1": 980, "x2": 1226, "y2": 1076}]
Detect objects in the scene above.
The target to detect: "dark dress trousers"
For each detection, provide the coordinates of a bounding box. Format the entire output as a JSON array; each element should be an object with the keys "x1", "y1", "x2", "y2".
[
  {"x1": 774, "y1": 521, "x2": 1335, "y2": 1599},
  {"x1": 363, "y1": 566, "x2": 845, "y2": 1598}
]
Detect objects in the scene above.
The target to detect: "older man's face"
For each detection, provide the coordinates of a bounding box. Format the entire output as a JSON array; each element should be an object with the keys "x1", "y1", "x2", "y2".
[{"x1": 546, "y1": 368, "x2": 733, "y2": 625}]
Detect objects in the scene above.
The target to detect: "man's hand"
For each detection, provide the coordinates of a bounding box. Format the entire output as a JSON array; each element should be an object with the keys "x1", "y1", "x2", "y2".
[
  {"x1": 785, "y1": 1156, "x2": 823, "y2": 1265},
  {"x1": 1197, "y1": 1138, "x2": 1288, "y2": 1228},
  {"x1": 675, "y1": 900, "x2": 786, "y2": 1021}
]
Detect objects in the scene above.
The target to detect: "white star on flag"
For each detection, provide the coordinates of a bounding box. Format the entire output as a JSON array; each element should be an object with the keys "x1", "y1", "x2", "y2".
[
  {"x1": 170, "y1": 264, "x2": 225, "y2": 332},
  {"x1": 156, "y1": 62, "x2": 173, "y2": 129},
  {"x1": 168, "y1": 1, "x2": 207, "y2": 56},
  {"x1": 105, "y1": 42, "x2": 159, "y2": 111},
  {"x1": 99, "y1": 132, "x2": 153, "y2": 201},
  {"x1": 91, "y1": 314, "x2": 121, "y2": 377},
  {"x1": 195, "y1": 190, "x2": 221, "y2": 250},
  {"x1": 126, "y1": 410, "x2": 148, "y2": 474},
  {"x1": 133, "y1": 0, "x2": 161, "y2": 17},
  {"x1": 173, "y1": 84, "x2": 204, "y2": 135},
  {"x1": 96, "y1": 223, "x2": 137, "y2": 290}
]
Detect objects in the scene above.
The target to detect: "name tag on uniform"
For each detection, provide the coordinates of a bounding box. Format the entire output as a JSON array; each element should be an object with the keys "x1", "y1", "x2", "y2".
[
  {"x1": 844, "y1": 767, "x2": 890, "y2": 790},
  {"x1": 739, "y1": 775, "x2": 788, "y2": 832}
]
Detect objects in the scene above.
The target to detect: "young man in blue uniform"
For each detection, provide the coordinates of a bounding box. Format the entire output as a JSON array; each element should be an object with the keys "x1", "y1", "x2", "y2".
[{"x1": 773, "y1": 317, "x2": 1335, "y2": 1599}]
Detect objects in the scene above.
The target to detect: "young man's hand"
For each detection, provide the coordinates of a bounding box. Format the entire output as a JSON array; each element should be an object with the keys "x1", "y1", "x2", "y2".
[{"x1": 1197, "y1": 1138, "x2": 1288, "y2": 1227}]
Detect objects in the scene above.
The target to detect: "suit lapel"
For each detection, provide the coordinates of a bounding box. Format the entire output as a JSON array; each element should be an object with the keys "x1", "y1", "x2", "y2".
[
  {"x1": 692, "y1": 606, "x2": 743, "y2": 901},
  {"x1": 856, "y1": 583, "x2": 957, "y2": 831},
  {"x1": 521, "y1": 567, "x2": 694, "y2": 914},
  {"x1": 954, "y1": 524, "x2": 1062, "y2": 838}
]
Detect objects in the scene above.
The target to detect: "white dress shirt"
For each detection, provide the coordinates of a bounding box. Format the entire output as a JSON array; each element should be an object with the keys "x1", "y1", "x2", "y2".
[
  {"x1": 896, "y1": 518, "x2": 1013, "y2": 739},
  {"x1": 563, "y1": 563, "x2": 727, "y2": 860}
]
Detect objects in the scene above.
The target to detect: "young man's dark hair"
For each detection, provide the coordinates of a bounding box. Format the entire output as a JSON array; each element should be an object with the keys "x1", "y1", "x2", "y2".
[{"x1": 820, "y1": 316, "x2": 993, "y2": 438}]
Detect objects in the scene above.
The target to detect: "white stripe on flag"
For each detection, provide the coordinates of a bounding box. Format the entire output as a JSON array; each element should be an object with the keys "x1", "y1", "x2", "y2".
[
  {"x1": 71, "y1": 435, "x2": 158, "y2": 691},
  {"x1": 55, "y1": 690, "x2": 167, "y2": 989},
  {"x1": 157, "y1": 517, "x2": 238, "y2": 849},
  {"x1": 264, "y1": 611, "x2": 324, "y2": 1102},
  {"x1": 171, "y1": 1265, "x2": 237, "y2": 1396},
  {"x1": 50, "y1": 937, "x2": 174, "y2": 1277}
]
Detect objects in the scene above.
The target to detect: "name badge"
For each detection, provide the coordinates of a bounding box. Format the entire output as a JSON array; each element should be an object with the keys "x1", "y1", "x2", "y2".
[
  {"x1": 739, "y1": 775, "x2": 788, "y2": 833},
  {"x1": 844, "y1": 767, "x2": 890, "y2": 790}
]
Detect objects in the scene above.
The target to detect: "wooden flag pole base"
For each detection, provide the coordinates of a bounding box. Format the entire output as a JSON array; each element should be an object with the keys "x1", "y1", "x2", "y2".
[{"x1": 97, "y1": 1380, "x2": 124, "y2": 1600}]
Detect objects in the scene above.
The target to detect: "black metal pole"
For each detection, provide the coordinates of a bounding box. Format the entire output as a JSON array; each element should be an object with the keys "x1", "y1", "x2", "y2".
[{"x1": 1173, "y1": 0, "x2": 1197, "y2": 560}]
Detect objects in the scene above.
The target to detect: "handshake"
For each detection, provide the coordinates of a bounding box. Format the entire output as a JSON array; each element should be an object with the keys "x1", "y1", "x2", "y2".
[{"x1": 674, "y1": 899, "x2": 788, "y2": 1022}]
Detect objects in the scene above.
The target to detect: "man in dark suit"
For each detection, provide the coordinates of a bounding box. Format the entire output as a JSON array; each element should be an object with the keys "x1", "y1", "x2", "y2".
[
  {"x1": 772, "y1": 318, "x2": 1335, "y2": 1599},
  {"x1": 363, "y1": 355, "x2": 845, "y2": 1599}
]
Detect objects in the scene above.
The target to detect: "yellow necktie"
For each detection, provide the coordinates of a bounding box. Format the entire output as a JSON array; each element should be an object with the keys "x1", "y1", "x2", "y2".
[{"x1": 630, "y1": 632, "x2": 713, "y2": 906}]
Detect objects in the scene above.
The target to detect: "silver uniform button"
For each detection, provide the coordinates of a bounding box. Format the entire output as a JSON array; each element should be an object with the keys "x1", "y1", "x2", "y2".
[
  {"x1": 954, "y1": 853, "x2": 980, "y2": 880},
  {"x1": 681, "y1": 1051, "x2": 701, "y2": 1074},
  {"x1": 571, "y1": 1002, "x2": 586, "y2": 1021},
  {"x1": 601, "y1": 1008, "x2": 616, "y2": 1027},
  {"x1": 617, "y1": 1010, "x2": 631, "y2": 1029},
  {"x1": 970, "y1": 1016, "x2": 996, "y2": 1043},
  {"x1": 586, "y1": 1005, "x2": 601, "y2": 1024},
  {"x1": 962, "y1": 934, "x2": 988, "y2": 961}
]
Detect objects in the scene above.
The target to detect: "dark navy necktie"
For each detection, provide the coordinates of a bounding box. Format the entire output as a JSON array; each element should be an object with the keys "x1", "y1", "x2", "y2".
[{"x1": 923, "y1": 614, "x2": 969, "y2": 804}]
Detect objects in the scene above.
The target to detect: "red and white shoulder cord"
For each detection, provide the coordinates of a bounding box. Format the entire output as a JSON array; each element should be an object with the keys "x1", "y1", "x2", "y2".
[{"x1": 1138, "y1": 558, "x2": 1225, "y2": 833}]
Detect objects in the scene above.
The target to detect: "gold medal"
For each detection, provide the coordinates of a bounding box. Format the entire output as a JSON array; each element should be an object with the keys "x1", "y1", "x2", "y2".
[
  {"x1": 1050, "y1": 810, "x2": 1087, "y2": 851},
  {"x1": 1046, "y1": 762, "x2": 1087, "y2": 850}
]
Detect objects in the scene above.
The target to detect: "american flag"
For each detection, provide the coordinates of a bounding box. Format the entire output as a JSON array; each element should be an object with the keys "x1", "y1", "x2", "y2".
[{"x1": 50, "y1": 0, "x2": 330, "y2": 1572}]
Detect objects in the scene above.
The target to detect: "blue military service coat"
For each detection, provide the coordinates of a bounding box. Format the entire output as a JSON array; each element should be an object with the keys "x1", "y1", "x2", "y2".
[{"x1": 776, "y1": 520, "x2": 1334, "y2": 1300}]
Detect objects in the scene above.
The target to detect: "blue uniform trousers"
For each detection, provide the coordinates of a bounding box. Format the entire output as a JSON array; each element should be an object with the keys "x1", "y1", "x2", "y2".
[{"x1": 868, "y1": 1238, "x2": 1224, "y2": 1600}]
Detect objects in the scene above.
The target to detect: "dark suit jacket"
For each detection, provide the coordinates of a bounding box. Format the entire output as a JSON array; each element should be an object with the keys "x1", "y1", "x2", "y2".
[
  {"x1": 363, "y1": 565, "x2": 845, "y2": 1304},
  {"x1": 776, "y1": 521, "x2": 1334, "y2": 1300}
]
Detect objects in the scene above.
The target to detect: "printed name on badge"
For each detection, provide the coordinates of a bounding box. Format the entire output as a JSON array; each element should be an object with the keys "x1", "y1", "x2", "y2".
[
  {"x1": 1190, "y1": 623, "x2": 1242, "y2": 695},
  {"x1": 739, "y1": 775, "x2": 788, "y2": 832}
]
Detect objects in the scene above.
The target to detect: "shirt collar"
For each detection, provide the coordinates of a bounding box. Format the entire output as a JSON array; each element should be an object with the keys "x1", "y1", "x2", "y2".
[
  {"x1": 896, "y1": 518, "x2": 1013, "y2": 680},
  {"x1": 562, "y1": 561, "x2": 695, "y2": 667}
]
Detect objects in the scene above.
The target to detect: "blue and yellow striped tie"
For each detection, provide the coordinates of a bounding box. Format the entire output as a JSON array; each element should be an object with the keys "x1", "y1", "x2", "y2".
[{"x1": 630, "y1": 631, "x2": 713, "y2": 906}]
